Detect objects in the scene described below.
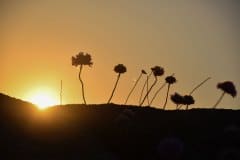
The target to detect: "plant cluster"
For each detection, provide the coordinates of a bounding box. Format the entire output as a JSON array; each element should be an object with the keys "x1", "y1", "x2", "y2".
[{"x1": 71, "y1": 52, "x2": 237, "y2": 109}]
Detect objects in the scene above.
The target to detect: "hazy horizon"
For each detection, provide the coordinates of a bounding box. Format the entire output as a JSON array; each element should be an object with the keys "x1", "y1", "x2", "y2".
[{"x1": 1, "y1": 0, "x2": 239, "y2": 109}]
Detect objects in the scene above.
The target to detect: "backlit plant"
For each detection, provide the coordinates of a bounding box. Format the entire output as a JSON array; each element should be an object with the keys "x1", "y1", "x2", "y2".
[
  {"x1": 72, "y1": 52, "x2": 93, "y2": 105},
  {"x1": 171, "y1": 92, "x2": 184, "y2": 109},
  {"x1": 213, "y1": 81, "x2": 237, "y2": 108},
  {"x1": 140, "y1": 66, "x2": 164, "y2": 106},
  {"x1": 107, "y1": 64, "x2": 127, "y2": 103},
  {"x1": 124, "y1": 70, "x2": 147, "y2": 105},
  {"x1": 163, "y1": 75, "x2": 177, "y2": 110},
  {"x1": 183, "y1": 95, "x2": 195, "y2": 110}
]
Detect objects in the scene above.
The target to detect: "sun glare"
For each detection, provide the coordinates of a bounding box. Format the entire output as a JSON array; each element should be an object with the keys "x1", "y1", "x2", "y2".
[{"x1": 26, "y1": 89, "x2": 59, "y2": 109}]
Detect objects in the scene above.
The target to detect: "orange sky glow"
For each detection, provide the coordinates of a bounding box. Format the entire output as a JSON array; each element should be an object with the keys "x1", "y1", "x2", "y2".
[{"x1": 1, "y1": 0, "x2": 239, "y2": 109}]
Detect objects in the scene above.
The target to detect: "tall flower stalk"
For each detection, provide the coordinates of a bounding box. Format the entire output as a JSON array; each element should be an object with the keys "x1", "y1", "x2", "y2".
[
  {"x1": 139, "y1": 71, "x2": 152, "y2": 105},
  {"x1": 107, "y1": 64, "x2": 127, "y2": 104},
  {"x1": 150, "y1": 73, "x2": 175, "y2": 106},
  {"x1": 189, "y1": 77, "x2": 211, "y2": 95},
  {"x1": 163, "y1": 75, "x2": 176, "y2": 110},
  {"x1": 140, "y1": 66, "x2": 164, "y2": 106},
  {"x1": 72, "y1": 52, "x2": 93, "y2": 105},
  {"x1": 213, "y1": 81, "x2": 237, "y2": 108},
  {"x1": 124, "y1": 70, "x2": 146, "y2": 105},
  {"x1": 146, "y1": 71, "x2": 153, "y2": 105}
]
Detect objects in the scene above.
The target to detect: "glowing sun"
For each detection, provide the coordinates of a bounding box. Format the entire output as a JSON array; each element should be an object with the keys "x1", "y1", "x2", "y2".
[{"x1": 27, "y1": 89, "x2": 59, "y2": 109}]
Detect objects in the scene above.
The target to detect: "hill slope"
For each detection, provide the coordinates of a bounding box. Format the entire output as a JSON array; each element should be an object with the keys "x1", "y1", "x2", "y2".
[{"x1": 0, "y1": 93, "x2": 240, "y2": 160}]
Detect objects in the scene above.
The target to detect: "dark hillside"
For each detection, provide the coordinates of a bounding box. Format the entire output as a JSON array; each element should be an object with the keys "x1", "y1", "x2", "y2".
[{"x1": 0, "y1": 93, "x2": 240, "y2": 160}]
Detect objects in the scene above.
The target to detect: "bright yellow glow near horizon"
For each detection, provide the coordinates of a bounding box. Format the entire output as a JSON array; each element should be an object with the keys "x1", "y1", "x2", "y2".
[{"x1": 25, "y1": 89, "x2": 59, "y2": 110}]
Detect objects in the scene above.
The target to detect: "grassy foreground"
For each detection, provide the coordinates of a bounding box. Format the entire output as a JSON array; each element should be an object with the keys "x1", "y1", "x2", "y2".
[{"x1": 0, "y1": 93, "x2": 240, "y2": 160}]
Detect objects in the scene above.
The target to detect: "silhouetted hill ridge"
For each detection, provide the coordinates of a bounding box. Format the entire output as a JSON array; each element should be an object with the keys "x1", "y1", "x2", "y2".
[{"x1": 0, "y1": 93, "x2": 240, "y2": 159}]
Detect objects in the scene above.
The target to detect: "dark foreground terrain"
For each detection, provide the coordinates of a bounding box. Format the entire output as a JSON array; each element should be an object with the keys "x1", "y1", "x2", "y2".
[{"x1": 0, "y1": 93, "x2": 240, "y2": 160}]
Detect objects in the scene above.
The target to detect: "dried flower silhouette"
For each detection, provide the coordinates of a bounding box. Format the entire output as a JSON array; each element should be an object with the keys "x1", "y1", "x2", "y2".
[
  {"x1": 140, "y1": 66, "x2": 164, "y2": 106},
  {"x1": 150, "y1": 73, "x2": 175, "y2": 106},
  {"x1": 170, "y1": 92, "x2": 184, "y2": 109},
  {"x1": 107, "y1": 64, "x2": 127, "y2": 103},
  {"x1": 72, "y1": 52, "x2": 93, "y2": 105},
  {"x1": 213, "y1": 81, "x2": 237, "y2": 108},
  {"x1": 124, "y1": 70, "x2": 147, "y2": 105},
  {"x1": 152, "y1": 66, "x2": 165, "y2": 77},
  {"x1": 178, "y1": 77, "x2": 211, "y2": 109},
  {"x1": 163, "y1": 75, "x2": 177, "y2": 110},
  {"x1": 183, "y1": 95, "x2": 195, "y2": 110},
  {"x1": 147, "y1": 66, "x2": 164, "y2": 106}
]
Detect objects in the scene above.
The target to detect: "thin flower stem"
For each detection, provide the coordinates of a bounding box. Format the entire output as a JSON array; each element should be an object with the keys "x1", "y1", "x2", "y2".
[
  {"x1": 140, "y1": 77, "x2": 157, "y2": 106},
  {"x1": 146, "y1": 72, "x2": 152, "y2": 105},
  {"x1": 139, "y1": 77, "x2": 147, "y2": 104},
  {"x1": 178, "y1": 77, "x2": 211, "y2": 109},
  {"x1": 150, "y1": 73, "x2": 175, "y2": 106},
  {"x1": 163, "y1": 84, "x2": 170, "y2": 110},
  {"x1": 139, "y1": 72, "x2": 152, "y2": 104},
  {"x1": 189, "y1": 77, "x2": 211, "y2": 95},
  {"x1": 79, "y1": 65, "x2": 87, "y2": 105},
  {"x1": 213, "y1": 92, "x2": 225, "y2": 108},
  {"x1": 178, "y1": 104, "x2": 183, "y2": 109},
  {"x1": 108, "y1": 73, "x2": 121, "y2": 104},
  {"x1": 149, "y1": 83, "x2": 166, "y2": 105},
  {"x1": 124, "y1": 73, "x2": 142, "y2": 105}
]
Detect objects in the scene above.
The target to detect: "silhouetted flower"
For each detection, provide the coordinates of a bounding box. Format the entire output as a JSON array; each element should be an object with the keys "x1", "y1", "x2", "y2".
[
  {"x1": 183, "y1": 95, "x2": 195, "y2": 110},
  {"x1": 183, "y1": 95, "x2": 194, "y2": 105},
  {"x1": 163, "y1": 75, "x2": 177, "y2": 110},
  {"x1": 149, "y1": 74, "x2": 175, "y2": 106},
  {"x1": 177, "y1": 77, "x2": 211, "y2": 110},
  {"x1": 114, "y1": 64, "x2": 127, "y2": 74},
  {"x1": 213, "y1": 81, "x2": 237, "y2": 108},
  {"x1": 125, "y1": 69, "x2": 147, "y2": 104},
  {"x1": 72, "y1": 52, "x2": 93, "y2": 67},
  {"x1": 108, "y1": 64, "x2": 127, "y2": 103},
  {"x1": 141, "y1": 69, "x2": 147, "y2": 74},
  {"x1": 140, "y1": 66, "x2": 165, "y2": 106},
  {"x1": 165, "y1": 76, "x2": 176, "y2": 84},
  {"x1": 217, "y1": 81, "x2": 237, "y2": 98},
  {"x1": 171, "y1": 92, "x2": 184, "y2": 109},
  {"x1": 71, "y1": 52, "x2": 93, "y2": 105},
  {"x1": 151, "y1": 66, "x2": 164, "y2": 77}
]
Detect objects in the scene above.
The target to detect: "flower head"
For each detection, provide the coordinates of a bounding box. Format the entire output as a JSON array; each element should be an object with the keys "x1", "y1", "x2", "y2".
[
  {"x1": 171, "y1": 92, "x2": 184, "y2": 105},
  {"x1": 114, "y1": 64, "x2": 127, "y2": 74},
  {"x1": 165, "y1": 76, "x2": 176, "y2": 84},
  {"x1": 217, "y1": 81, "x2": 237, "y2": 97},
  {"x1": 72, "y1": 52, "x2": 93, "y2": 67},
  {"x1": 151, "y1": 66, "x2": 164, "y2": 77},
  {"x1": 182, "y1": 95, "x2": 195, "y2": 105},
  {"x1": 141, "y1": 69, "x2": 147, "y2": 74}
]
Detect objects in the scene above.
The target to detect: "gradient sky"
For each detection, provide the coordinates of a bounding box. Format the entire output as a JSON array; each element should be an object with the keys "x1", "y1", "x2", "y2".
[{"x1": 1, "y1": 0, "x2": 239, "y2": 109}]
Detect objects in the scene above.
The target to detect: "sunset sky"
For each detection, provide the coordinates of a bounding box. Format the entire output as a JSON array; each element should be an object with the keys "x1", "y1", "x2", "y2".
[{"x1": 1, "y1": 0, "x2": 239, "y2": 109}]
